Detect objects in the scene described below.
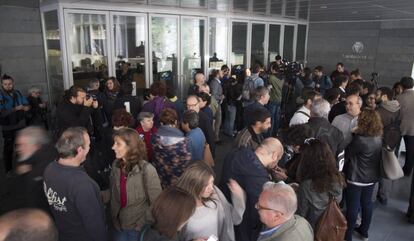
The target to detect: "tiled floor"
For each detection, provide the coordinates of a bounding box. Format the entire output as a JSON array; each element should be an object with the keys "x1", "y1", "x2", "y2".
[{"x1": 214, "y1": 135, "x2": 414, "y2": 241}]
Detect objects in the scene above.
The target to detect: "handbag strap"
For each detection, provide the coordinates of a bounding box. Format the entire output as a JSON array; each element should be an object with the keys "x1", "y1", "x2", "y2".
[
  {"x1": 139, "y1": 224, "x2": 150, "y2": 241},
  {"x1": 141, "y1": 161, "x2": 150, "y2": 205}
]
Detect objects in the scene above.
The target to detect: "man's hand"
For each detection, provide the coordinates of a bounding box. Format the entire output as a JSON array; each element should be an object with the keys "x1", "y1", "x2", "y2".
[
  {"x1": 16, "y1": 164, "x2": 32, "y2": 175},
  {"x1": 14, "y1": 105, "x2": 24, "y2": 111},
  {"x1": 92, "y1": 100, "x2": 99, "y2": 109},
  {"x1": 84, "y1": 98, "x2": 93, "y2": 107},
  {"x1": 22, "y1": 106, "x2": 30, "y2": 111},
  {"x1": 271, "y1": 166, "x2": 288, "y2": 181}
]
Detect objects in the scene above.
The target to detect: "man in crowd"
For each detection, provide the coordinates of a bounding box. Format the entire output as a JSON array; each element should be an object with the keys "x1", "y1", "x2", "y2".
[
  {"x1": 181, "y1": 110, "x2": 206, "y2": 161},
  {"x1": 267, "y1": 63, "x2": 284, "y2": 135},
  {"x1": 220, "y1": 138, "x2": 284, "y2": 241},
  {"x1": 256, "y1": 182, "x2": 313, "y2": 241},
  {"x1": 332, "y1": 94, "x2": 362, "y2": 148},
  {"x1": 244, "y1": 86, "x2": 270, "y2": 127},
  {"x1": 186, "y1": 95, "x2": 215, "y2": 156},
  {"x1": 43, "y1": 127, "x2": 107, "y2": 241},
  {"x1": 56, "y1": 85, "x2": 98, "y2": 138},
  {"x1": 188, "y1": 72, "x2": 206, "y2": 95},
  {"x1": 0, "y1": 74, "x2": 30, "y2": 173},
  {"x1": 289, "y1": 90, "x2": 321, "y2": 126},
  {"x1": 0, "y1": 208, "x2": 58, "y2": 241},
  {"x1": 312, "y1": 66, "x2": 332, "y2": 96},
  {"x1": 330, "y1": 62, "x2": 350, "y2": 83},
  {"x1": 236, "y1": 108, "x2": 272, "y2": 150}
]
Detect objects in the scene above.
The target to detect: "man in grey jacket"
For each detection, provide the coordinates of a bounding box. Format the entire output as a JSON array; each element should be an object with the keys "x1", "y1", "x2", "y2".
[{"x1": 256, "y1": 182, "x2": 313, "y2": 241}]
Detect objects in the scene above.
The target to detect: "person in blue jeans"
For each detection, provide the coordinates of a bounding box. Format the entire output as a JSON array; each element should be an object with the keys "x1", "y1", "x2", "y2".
[{"x1": 344, "y1": 109, "x2": 383, "y2": 241}]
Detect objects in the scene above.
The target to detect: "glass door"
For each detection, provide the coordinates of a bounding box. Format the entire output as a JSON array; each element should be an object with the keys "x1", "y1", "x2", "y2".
[
  {"x1": 181, "y1": 17, "x2": 206, "y2": 98},
  {"x1": 150, "y1": 15, "x2": 179, "y2": 97},
  {"x1": 231, "y1": 21, "x2": 248, "y2": 70},
  {"x1": 250, "y1": 22, "x2": 266, "y2": 67},
  {"x1": 111, "y1": 13, "x2": 148, "y2": 95},
  {"x1": 64, "y1": 10, "x2": 110, "y2": 87}
]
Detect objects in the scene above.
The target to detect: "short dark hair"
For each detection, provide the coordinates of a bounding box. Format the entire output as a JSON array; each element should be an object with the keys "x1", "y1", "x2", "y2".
[
  {"x1": 252, "y1": 63, "x2": 262, "y2": 74},
  {"x1": 67, "y1": 85, "x2": 86, "y2": 98},
  {"x1": 314, "y1": 66, "x2": 323, "y2": 72},
  {"x1": 112, "y1": 109, "x2": 135, "y2": 127},
  {"x1": 1, "y1": 74, "x2": 13, "y2": 82},
  {"x1": 333, "y1": 74, "x2": 349, "y2": 88},
  {"x1": 250, "y1": 108, "x2": 271, "y2": 126},
  {"x1": 275, "y1": 55, "x2": 282, "y2": 61},
  {"x1": 346, "y1": 82, "x2": 363, "y2": 96},
  {"x1": 350, "y1": 69, "x2": 360, "y2": 76},
  {"x1": 197, "y1": 92, "x2": 211, "y2": 106},
  {"x1": 120, "y1": 81, "x2": 133, "y2": 95},
  {"x1": 324, "y1": 88, "x2": 340, "y2": 104},
  {"x1": 182, "y1": 110, "x2": 199, "y2": 129},
  {"x1": 336, "y1": 62, "x2": 344, "y2": 67},
  {"x1": 55, "y1": 127, "x2": 87, "y2": 158},
  {"x1": 150, "y1": 81, "x2": 167, "y2": 96},
  {"x1": 302, "y1": 89, "x2": 320, "y2": 102},
  {"x1": 221, "y1": 65, "x2": 229, "y2": 72},
  {"x1": 400, "y1": 76, "x2": 414, "y2": 90},
  {"x1": 378, "y1": 87, "x2": 393, "y2": 100},
  {"x1": 284, "y1": 124, "x2": 313, "y2": 146}
]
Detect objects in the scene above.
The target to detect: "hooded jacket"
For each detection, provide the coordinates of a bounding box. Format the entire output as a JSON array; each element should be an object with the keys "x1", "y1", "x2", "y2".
[
  {"x1": 377, "y1": 100, "x2": 400, "y2": 127},
  {"x1": 219, "y1": 147, "x2": 270, "y2": 241}
]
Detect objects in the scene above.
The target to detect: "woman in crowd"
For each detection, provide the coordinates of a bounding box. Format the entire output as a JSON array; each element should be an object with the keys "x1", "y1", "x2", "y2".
[
  {"x1": 110, "y1": 128, "x2": 162, "y2": 241},
  {"x1": 103, "y1": 77, "x2": 120, "y2": 122},
  {"x1": 152, "y1": 108, "x2": 191, "y2": 188},
  {"x1": 136, "y1": 112, "x2": 157, "y2": 163},
  {"x1": 197, "y1": 92, "x2": 213, "y2": 122},
  {"x1": 142, "y1": 81, "x2": 175, "y2": 128},
  {"x1": 26, "y1": 86, "x2": 48, "y2": 128},
  {"x1": 296, "y1": 138, "x2": 345, "y2": 228},
  {"x1": 344, "y1": 109, "x2": 383, "y2": 241},
  {"x1": 176, "y1": 161, "x2": 245, "y2": 241},
  {"x1": 141, "y1": 186, "x2": 196, "y2": 241}
]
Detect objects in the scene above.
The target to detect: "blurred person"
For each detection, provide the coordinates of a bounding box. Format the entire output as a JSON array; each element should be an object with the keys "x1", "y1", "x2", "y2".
[
  {"x1": 140, "y1": 186, "x2": 196, "y2": 241},
  {"x1": 220, "y1": 138, "x2": 284, "y2": 241},
  {"x1": 142, "y1": 81, "x2": 175, "y2": 128},
  {"x1": 181, "y1": 110, "x2": 206, "y2": 161},
  {"x1": 0, "y1": 208, "x2": 58, "y2": 241},
  {"x1": 26, "y1": 86, "x2": 48, "y2": 128},
  {"x1": 223, "y1": 76, "x2": 243, "y2": 137},
  {"x1": 266, "y1": 63, "x2": 283, "y2": 136},
  {"x1": 152, "y1": 108, "x2": 191, "y2": 188},
  {"x1": 244, "y1": 86, "x2": 270, "y2": 127},
  {"x1": 209, "y1": 69, "x2": 224, "y2": 143},
  {"x1": 256, "y1": 182, "x2": 313, "y2": 241},
  {"x1": 242, "y1": 64, "x2": 264, "y2": 107},
  {"x1": 188, "y1": 72, "x2": 206, "y2": 96},
  {"x1": 330, "y1": 62, "x2": 350, "y2": 83},
  {"x1": 103, "y1": 77, "x2": 120, "y2": 122},
  {"x1": 392, "y1": 81, "x2": 403, "y2": 98},
  {"x1": 235, "y1": 108, "x2": 272, "y2": 150},
  {"x1": 176, "y1": 161, "x2": 245, "y2": 241},
  {"x1": 299, "y1": 67, "x2": 315, "y2": 89},
  {"x1": 110, "y1": 128, "x2": 162, "y2": 241},
  {"x1": 197, "y1": 92, "x2": 214, "y2": 122},
  {"x1": 332, "y1": 74, "x2": 349, "y2": 101},
  {"x1": 43, "y1": 127, "x2": 107, "y2": 241},
  {"x1": 296, "y1": 138, "x2": 345, "y2": 228},
  {"x1": 0, "y1": 74, "x2": 30, "y2": 172},
  {"x1": 312, "y1": 66, "x2": 332, "y2": 96},
  {"x1": 344, "y1": 109, "x2": 383, "y2": 241},
  {"x1": 136, "y1": 112, "x2": 157, "y2": 162},
  {"x1": 328, "y1": 82, "x2": 363, "y2": 123},
  {"x1": 363, "y1": 92, "x2": 377, "y2": 110},
  {"x1": 324, "y1": 88, "x2": 341, "y2": 107}
]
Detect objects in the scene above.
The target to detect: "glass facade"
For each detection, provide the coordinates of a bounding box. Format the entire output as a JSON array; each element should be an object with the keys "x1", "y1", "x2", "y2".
[
  {"x1": 231, "y1": 22, "x2": 248, "y2": 69},
  {"x1": 268, "y1": 24, "x2": 281, "y2": 65},
  {"x1": 209, "y1": 18, "x2": 228, "y2": 68},
  {"x1": 283, "y1": 25, "x2": 295, "y2": 62},
  {"x1": 251, "y1": 23, "x2": 266, "y2": 66}
]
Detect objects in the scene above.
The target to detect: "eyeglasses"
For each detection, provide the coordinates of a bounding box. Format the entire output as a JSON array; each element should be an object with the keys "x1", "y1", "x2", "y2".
[{"x1": 255, "y1": 203, "x2": 283, "y2": 215}]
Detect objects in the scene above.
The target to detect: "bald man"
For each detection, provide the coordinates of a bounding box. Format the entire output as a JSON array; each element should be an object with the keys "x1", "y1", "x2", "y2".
[
  {"x1": 219, "y1": 138, "x2": 284, "y2": 241},
  {"x1": 0, "y1": 208, "x2": 57, "y2": 241}
]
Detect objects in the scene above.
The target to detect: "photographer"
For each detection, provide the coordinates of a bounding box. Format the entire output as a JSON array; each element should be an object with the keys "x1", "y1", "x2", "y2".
[
  {"x1": 56, "y1": 85, "x2": 99, "y2": 138},
  {"x1": 0, "y1": 74, "x2": 30, "y2": 173}
]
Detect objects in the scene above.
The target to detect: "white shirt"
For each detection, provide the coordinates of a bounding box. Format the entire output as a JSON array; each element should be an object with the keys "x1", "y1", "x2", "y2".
[{"x1": 289, "y1": 106, "x2": 310, "y2": 126}]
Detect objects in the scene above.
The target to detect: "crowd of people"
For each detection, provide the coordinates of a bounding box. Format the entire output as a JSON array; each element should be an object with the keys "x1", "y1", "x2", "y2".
[{"x1": 0, "y1": 58, "x2": 414, "y2": 241}]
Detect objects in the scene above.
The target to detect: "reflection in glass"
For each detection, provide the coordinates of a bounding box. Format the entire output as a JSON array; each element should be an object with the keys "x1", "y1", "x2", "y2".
[
  {"x1": 251, "y1": 23, "x2": 265, "y2": 67},
  {"x1": 253, "y1": 0, "x2": 267, "y2": 14},
  {"x1": 233, "y1": 0, "x2": 249, "y2": 12},
  {"x1": 181, "y1": 18, "x2": 205, "y2": 98},
  {"x1": 231, "y1": 22, "x2": 247, "y2": 68},
  {"x1": 151, "y1": 16, "x2": 178, "y2": 96},
  {"x1": 268, "y1": 24, "x2": 281, "y2": 66},
  {"x1": 43, "y1": 10, "x2": 64, "y2": 105},
  {"x1": 285, "y1": 0, "x2": 297, "y2": 17},
  {"x1": 296, "y1": 24, "x2": 307, "y2": 63},
  {"x1": 271, "y1": 0, "x2": 283, "y2": 15},
  {"x1": 283, "y1": 25, "x2": 294, "y2": 61},
  {"x1": 67, "y1": 13, "x2": 108, "y2": 87},
  {"x1": 209, "y1": 18, "x2": 227, "y2": 69},
  {"x1": 299, "y1": 0, "x2": 310, "y2": 20},
  {"x1": 113, "y1": 15, "x2": 146, "y2": 94}
]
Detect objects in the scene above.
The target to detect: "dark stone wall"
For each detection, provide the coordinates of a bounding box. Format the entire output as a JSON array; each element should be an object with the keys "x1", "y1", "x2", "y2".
[
  {"x1": 0, "y1": 0, "x2": 47, "y2": 98},
  {"x1": 307, "y1": 20, "x2": 414, "y2": 87}
]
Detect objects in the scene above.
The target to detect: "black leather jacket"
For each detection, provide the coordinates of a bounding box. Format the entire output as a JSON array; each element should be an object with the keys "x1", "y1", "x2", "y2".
[{"x1": 345, "y1": 134, "x2": 382, "y2": 183}]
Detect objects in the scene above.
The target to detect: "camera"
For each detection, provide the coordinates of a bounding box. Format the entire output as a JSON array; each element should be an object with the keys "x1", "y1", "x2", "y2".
[{"x1": 86, "y1": 93, "x2": 97, "y2": 101}]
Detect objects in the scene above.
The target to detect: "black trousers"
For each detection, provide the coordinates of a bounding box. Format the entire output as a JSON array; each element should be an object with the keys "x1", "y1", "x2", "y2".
[
  {"x1": 2, "y1": 129, "x2": 18, "y2": 173},
  {"x1": 403, "y1": 135, "x2": 414, "y2": 176}
]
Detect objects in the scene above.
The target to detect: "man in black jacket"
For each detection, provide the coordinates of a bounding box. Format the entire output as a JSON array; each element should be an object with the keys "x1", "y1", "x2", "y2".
[
  {"x1": 56, "y1": 85, "x2": 98, "y2": 138},
  {"x1": 43, "y1": 127, "x2": 107, "y2": 241}
]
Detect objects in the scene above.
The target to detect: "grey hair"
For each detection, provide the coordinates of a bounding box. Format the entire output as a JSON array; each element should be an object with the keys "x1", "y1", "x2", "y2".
[
  {"x1": 17, "y1": 126, "x2": 49, "y2": 146},
  {"x1": 311, "y1": 98, "x2": 331, "y2": 119},
  {"x1": 253, "y1": 86, "x2": 270, "y2": 101},
  {"x1": 27, "y1": 86, "x2": 41, "y2": 95},
  {"x1": 262, "y1": 182, "x2": 297, "y2": 219},
  {"x1": 182, "y1": 110, "x2": 199, "y2": 129},
  {"x1": 55, "y1": 127, "x2": 87, "y2": 159},
  {"x1": 138, "y1": 112, "x2": 154, "y2": 122}
]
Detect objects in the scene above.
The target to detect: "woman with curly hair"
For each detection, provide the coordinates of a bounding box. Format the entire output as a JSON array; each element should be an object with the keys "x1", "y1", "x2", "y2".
[
  {"x1": 110, "y1": 128, "x2": 162, "y2": 241},
  {"x1": 103, "y1": 77, "x2": 120, "y2": 121},
  {"x1": 296, "y1": 138, "x2": 345, "y2": 228},
  {"x1": 344, "y1": 108, "x2": 383, "y2": 241}
]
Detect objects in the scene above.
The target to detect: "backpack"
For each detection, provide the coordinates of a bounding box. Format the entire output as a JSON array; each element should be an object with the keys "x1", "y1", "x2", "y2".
[
  {"x1": 242, "y1": 76, "x2": 258, "y2": 101},
  {"x1": 314, "y1": 196, "x2": 347, "y2": 241}
]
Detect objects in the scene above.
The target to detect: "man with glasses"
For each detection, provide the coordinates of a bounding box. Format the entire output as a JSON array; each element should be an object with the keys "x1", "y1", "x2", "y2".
[
  {"x1": 256, "y1": 182, "x2": 313, "y2": 241},
  {"x1": 219, "y1": 138, "x2": 284, "y2": 241}
]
